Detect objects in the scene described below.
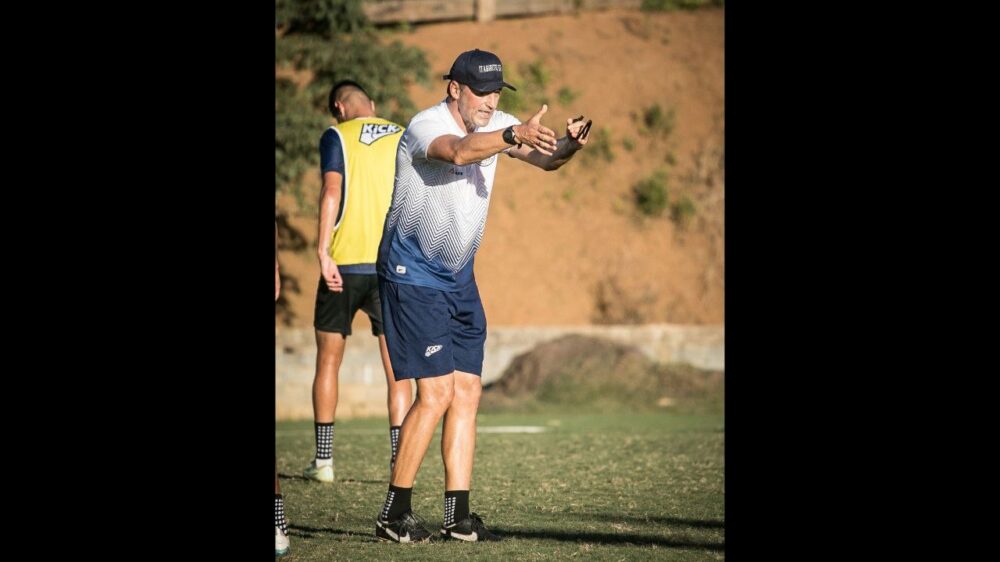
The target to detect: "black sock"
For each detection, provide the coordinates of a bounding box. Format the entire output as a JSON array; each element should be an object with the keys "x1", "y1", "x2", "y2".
[
  {"x1": 444, "y1": 490, "x2": 469, "y2": 527},
  {"x1": 381, "y1": 484, "x2": 412, "y2": 521},
  {"x1": 389, "y1": 426, "x2": 401, "y2": 463},
  {"x1": 275, "y1": 494, "x2": 288, "y2": 533},
  {"x1": 315, "y1": 422, "x2": 334, "y2": 460}
]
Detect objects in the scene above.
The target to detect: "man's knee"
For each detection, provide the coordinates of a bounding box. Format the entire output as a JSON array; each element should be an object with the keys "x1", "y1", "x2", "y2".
[
  {"x1": 316, "y1": 331, "x2": 346, "y2": 357},
  {"x1": 417, "y1": 377, "x2": 455, "y2": 412},
  {"x1": 453, "y1": 372, "x2": 482, "y2": 405}
]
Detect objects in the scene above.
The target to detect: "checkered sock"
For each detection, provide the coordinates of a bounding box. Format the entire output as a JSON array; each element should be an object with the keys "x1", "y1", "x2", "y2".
[
  {"x1": 275, "y1": 494, "x2": 288, "y2": 533},
  {"x1": 314, "y1": 422, "x2": 334, "y2": 461}
]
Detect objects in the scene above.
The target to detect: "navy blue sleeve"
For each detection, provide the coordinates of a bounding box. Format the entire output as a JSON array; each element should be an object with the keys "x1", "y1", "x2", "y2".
[{"x1": 319, "y1": 129, "x2": 345, "y2": 175}]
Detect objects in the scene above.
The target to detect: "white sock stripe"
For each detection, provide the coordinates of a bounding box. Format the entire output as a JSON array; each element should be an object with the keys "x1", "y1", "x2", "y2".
[
  {"x1": 444, "y1": 496, "x2": 457, "y2": 525},
  {"x1": 275, "y1": 498, "x2": 287, "y2": 530},
  {"x1": 381, "y1": 490, "x2": 396, "y2": 519}
]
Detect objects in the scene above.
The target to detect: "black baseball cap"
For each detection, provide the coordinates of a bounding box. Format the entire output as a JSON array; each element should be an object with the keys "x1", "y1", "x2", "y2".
[{"x1": 443, "y1": 49, "x2": 517, "y2": 92}]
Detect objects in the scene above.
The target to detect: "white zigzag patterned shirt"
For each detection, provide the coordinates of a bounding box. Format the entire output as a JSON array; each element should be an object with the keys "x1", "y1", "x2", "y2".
[{"x1": 378, "y1": 99, "x2": 520, "y2": 291}]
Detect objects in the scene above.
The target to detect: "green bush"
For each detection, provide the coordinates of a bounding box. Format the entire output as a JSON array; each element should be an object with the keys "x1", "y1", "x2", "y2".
[
  {"x1": 523, "y1": 59, "x2": 551, "y2": 89},
  {"x1": 580, "y1": 126, "x2": 615, "y2": 164},
  {"x1": 632, "y1": 170, "x2": 669, "y2": 216},
  {"x1": 639, "y1": 103, "x2": 675, "y2": 137},
  {"x1": 499, "y1": 59, "x2": 552, "y2": 114},
  {"x1": 498, "y1": 68, "x2": 527, "y2": 113},
  {"x1": 671, "y1": 195, "x2": 697, "y2": 227},
  {"x1": 557, "y1": 86, "x2": 578, "y2": 106},
  {"x1": 275, "y1": 0, "x2": 367, "y2": 37},
  {"x1": 275, "y1": 1, "x2": 430, "y2": 198},
  {"x1": 642, "y1": 0, "x2": 724, "y2": 11}
]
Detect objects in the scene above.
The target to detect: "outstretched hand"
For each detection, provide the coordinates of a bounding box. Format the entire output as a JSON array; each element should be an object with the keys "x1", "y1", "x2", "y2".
[{"x1": 515, "y1": 104, "x2": 559, "y2": 155}]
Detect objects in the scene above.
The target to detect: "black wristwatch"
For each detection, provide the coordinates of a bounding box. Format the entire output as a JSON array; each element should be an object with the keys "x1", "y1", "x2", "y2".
[{"x1": 502, "y1": 125, "x2": 520, "y2": 147}]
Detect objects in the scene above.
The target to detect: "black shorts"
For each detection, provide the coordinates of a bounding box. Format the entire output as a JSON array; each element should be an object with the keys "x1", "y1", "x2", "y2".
[{"x1": 313, "y1": 274, "x2": 383, "y2": 336}]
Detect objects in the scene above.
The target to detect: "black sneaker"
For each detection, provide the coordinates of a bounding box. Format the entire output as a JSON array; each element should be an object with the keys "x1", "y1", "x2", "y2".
[
  {"x1": 375, "y1": 510, "x2": 432, "y2": 543},
  {"x1": 440, "y1": 513, "x2": 502, "y2": 542}
]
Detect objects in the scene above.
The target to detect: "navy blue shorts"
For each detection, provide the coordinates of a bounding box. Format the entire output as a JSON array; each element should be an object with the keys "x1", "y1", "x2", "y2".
[{"x1": 378, "y1": 278, "x2": 486, "y2": 380}]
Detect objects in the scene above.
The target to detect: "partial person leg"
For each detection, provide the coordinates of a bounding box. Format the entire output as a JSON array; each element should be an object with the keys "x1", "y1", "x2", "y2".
[
  {"x1": 439, "y1": 371, "x2": 500, "y2": 541},
  {"x1": 365, "y1": 278, "x2": 414, "y2": 472},
  {"x1": 275, "y1": 459, "x2": 290, "y2": 555},
  {"x1": 379, "y1": 335, "x2": 412, "y2": 472},
  {"x1": 375, "y1": 374, "x2": 454, "y2": 543},
  {"x1": 304, "y1": 331, "x2": 346, "y2": 482}
]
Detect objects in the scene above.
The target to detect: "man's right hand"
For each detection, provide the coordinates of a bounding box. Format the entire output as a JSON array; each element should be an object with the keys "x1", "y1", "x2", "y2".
[
  {"x1": 320, "y1": 255, "x2": 344, "y2": 292},
  {"x1": 515, "y1": 104, "x2": 559, "y2": 155}
]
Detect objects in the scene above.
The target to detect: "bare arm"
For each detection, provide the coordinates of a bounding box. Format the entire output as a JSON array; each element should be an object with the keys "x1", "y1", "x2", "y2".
[
  {"x1": 317, "y1": 171, "x2": 344, "y2": 292},
  {"x1": 427, "y1": 104, "x2": 559, "y2": 166},
  {"x1": 509, "y1": 114, "x2": 591, "y2": 171},
  {"x1": 427, "y1": 129, "x2": 514, "y2": 166}
]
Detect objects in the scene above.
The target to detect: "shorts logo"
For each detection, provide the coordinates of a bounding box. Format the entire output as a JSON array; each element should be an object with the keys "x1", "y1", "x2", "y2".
[
  {"x1": 396, "y1": 265, "x2": 407, "y2": 274},
  {"x1": 425, "y1": 345, "x2": 443, "y2": 357}
]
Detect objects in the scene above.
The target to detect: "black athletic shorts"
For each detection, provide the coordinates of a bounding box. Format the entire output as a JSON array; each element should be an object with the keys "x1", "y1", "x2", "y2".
[{"x1": 313, "y1": 274, "x2": 383, "y2": 336}]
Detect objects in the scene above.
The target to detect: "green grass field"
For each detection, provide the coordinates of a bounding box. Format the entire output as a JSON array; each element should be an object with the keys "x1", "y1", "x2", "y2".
[{"x1": 277, "y1": 412, "x2": 724, "y2": 560}]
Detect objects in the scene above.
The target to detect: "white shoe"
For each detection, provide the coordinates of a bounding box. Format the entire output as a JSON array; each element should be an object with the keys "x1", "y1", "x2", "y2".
[
  {"x1": 303, "y1": 460, "x2": 334, "y2": 483},
  {"x1": 275, "y1": 525, "x2": 290, "y2": 556}
]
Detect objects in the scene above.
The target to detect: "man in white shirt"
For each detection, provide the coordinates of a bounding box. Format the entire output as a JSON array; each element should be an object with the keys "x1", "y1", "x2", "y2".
[{"x1": 374, "y1": 48, "x2": 592, "y2": 543}]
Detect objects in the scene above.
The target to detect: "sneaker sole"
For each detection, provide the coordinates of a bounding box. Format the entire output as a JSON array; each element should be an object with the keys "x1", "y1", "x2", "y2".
[
  {"x1": 440, "y1": 529, "x2": 501, "y2": 542},
  {"x1": 304, "y1": 476, "x2": 335, "y2": 483},
  {"x1": 375, "y1": 533, "x2": 431, "y2": 544},
  {"x1": 375, "y1": 523, "x2": 431, "y2": 544},
  {"x1": 303, "y1": 469, "x2": 335, "y2": 483},
  {"x1": 439, "y1": 530, "x2": 476, "y2": 542}
]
